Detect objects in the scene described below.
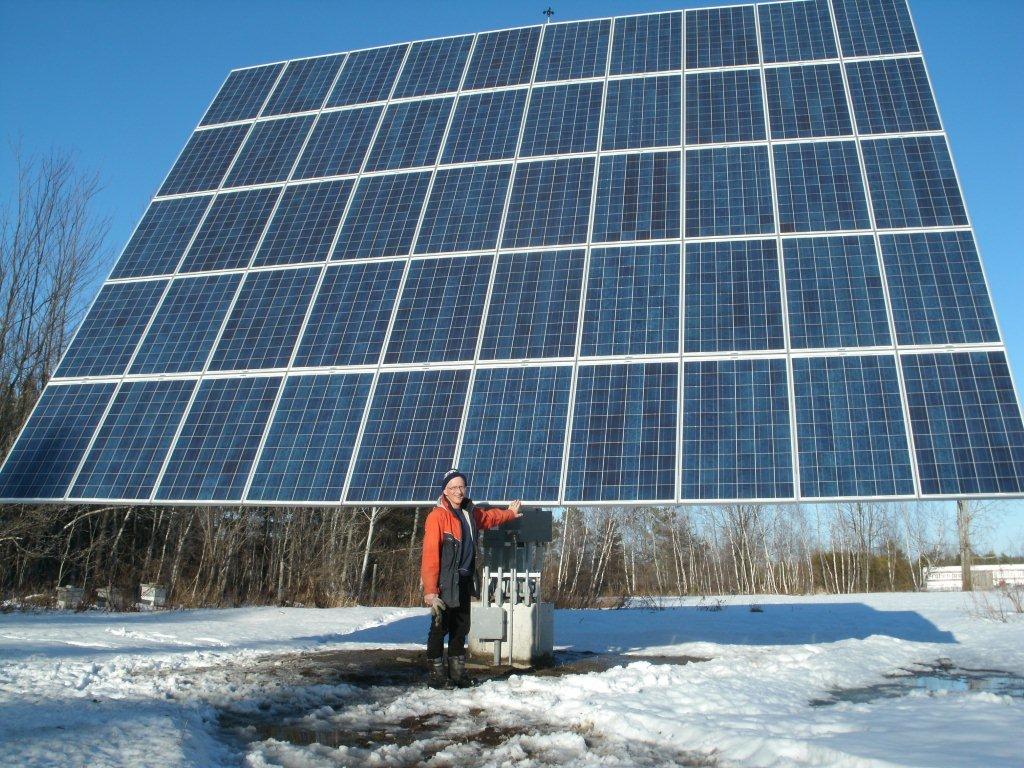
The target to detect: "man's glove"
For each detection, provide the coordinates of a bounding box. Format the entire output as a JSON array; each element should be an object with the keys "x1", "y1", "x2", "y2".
[{"x1": 427, "y1": 595, "x2": 447, "y2": 627}]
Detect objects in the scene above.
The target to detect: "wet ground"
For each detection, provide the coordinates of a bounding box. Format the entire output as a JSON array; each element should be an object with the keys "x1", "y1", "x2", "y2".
[
  {"x1": 811, "y1": 658, "x2": 1024, "y2": 707},
  {"x1": 216, "y1": 648, "x2": 715, "y2": 766},
  {"x1": 208, "y1": 649, "x2": 1024, "y2": 765}
]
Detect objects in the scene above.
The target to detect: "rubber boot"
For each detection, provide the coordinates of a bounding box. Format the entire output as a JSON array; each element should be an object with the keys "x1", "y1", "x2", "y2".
[
  {"x1": 448, "y1": 655, "x2": 475, "y2": 688},
  {"x1": 427, "y1": 656, "x2": 449, "y2": 689}
]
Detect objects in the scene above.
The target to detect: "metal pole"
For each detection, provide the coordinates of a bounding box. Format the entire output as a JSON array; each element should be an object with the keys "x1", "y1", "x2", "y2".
[
  {"x1": 525, "y1": 544, "x2": 533, "y2": 607},
  {"x1": 957, "y1": 499, "x2": 973, "y2": 592},
  {"x1": 509, "y1": 541, "x2": 517, "y2": 666},
  {"x1": 494, "y1": 566, "x2": 503, "y2": 665}
]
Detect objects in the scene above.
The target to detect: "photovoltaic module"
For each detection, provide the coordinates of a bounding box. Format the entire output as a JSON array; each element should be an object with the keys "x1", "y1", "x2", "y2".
[{"x1": 2, "y1": 0, "x2": 1023, "y2": 506}]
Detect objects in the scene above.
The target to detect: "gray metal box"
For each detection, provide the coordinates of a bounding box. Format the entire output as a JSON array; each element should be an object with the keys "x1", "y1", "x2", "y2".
[
  {"x1": 471, "y1": 605, "x2": 506, "y2": 641},
  {"x1": 481, "y1": 508, "x2": 553, "y2": 545}
]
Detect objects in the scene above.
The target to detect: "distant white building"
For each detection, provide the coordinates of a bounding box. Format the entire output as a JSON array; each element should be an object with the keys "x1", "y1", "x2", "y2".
[{"x1": 923, "y1": 564, "x2": 1024, "y2": 591}]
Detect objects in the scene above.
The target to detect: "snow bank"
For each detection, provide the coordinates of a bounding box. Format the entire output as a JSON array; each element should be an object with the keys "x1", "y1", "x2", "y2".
[{"x1": 1, "y1": 593, "x2": 1021, "y2": 767}]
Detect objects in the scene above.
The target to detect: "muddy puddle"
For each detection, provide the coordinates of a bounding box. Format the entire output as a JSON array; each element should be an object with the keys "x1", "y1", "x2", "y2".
[
  {"x1": 217, "y1": 647, "x2": 713, "y2": 766},
  {"x1": 811, "y1": 659, "x2": 1024, "y2": 707}
]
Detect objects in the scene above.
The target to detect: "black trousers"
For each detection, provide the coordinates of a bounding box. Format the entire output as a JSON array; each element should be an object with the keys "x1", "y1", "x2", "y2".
[{"x1": 427, "y1": 573, "x2": 472, "y2": 659}]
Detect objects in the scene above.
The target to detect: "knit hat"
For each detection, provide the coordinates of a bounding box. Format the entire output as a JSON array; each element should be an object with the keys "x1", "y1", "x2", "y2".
[{"x1": 441, "y1": 468, "x2": 468, "y2": 492}]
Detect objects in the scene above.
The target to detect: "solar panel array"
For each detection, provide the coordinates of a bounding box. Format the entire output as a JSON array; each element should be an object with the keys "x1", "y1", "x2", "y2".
[{"x1": 3, "y1": 0, "x2": 1023, "y2": 506}]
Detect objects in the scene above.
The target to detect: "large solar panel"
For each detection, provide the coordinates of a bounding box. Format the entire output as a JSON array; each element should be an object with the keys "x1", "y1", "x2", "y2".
[{"x1": 3, "y1": 0, "x2": 1023, "y2": 506}]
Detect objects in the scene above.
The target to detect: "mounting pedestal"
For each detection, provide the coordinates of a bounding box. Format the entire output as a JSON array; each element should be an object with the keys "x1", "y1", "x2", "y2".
[{"x1": 468, "y1": 508, "x2": 554, "y2": 667}]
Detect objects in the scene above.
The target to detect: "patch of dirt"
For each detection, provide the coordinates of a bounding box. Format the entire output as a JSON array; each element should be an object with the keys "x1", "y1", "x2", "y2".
[
  {"x1": 213, "y1": 647, "x2": 715, "y2": 766},
  {"x1": 237, "y1": 646, "x2": 709, "y2": 686}
]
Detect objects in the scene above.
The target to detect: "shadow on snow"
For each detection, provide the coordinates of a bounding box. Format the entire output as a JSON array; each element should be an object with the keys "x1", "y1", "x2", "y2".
[
  {"x1": 0, "y1": 599, "x2": 955, "y2": 662},
  {"x1": 343, "y1": 600, "x2": 957, "y2": 651}
]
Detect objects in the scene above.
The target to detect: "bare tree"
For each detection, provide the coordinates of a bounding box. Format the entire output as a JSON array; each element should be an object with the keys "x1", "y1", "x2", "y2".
[
  {"x1": 0, "y1": 146, "x2": 109, "y2": 453},
  {"x1": 0, "y1": 147, "x2": 110, "y2": 593}
]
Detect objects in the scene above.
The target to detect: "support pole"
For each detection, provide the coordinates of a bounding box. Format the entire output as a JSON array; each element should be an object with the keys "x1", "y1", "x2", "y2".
[
  {"x1": 509, "y1": 551, "x2": 517, "y2": 667},
  {"x1": 957, "y1": 499, "x2": 973, "y2": 592},
  {"x1": 494, "y1": 566, "x2": 503, "y2": 665}
]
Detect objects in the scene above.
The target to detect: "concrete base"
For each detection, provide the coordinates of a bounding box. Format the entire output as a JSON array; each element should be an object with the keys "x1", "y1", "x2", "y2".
[{"x1": 469, "y1": 601, "x2": 554, "y2": 667}]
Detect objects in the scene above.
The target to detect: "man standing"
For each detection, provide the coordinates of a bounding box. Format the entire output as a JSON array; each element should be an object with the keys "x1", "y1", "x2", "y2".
[{"x1": 420, "y1": 468, "x2": 521, "y2": 688}]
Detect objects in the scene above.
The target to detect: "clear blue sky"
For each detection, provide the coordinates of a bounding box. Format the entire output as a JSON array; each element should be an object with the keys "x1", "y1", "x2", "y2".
[{"x1": 2, "y1": 0, "x2": 1022, "y2": 549}]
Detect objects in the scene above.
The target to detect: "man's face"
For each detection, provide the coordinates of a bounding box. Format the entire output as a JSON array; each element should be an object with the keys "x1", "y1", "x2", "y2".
[{"x1": 444, "y1": 477, "x2": 467, "y2": 507}]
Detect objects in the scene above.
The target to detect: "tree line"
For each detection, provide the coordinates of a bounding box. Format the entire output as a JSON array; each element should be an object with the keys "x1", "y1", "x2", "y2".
[{"x1": 2, "y1": 499, "x2": 1004, "y2": 608}]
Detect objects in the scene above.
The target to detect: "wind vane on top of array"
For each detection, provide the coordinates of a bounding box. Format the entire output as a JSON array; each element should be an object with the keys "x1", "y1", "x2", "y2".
[{"x1": 543, "y1": 7, "x2": 554, "y2": 23}]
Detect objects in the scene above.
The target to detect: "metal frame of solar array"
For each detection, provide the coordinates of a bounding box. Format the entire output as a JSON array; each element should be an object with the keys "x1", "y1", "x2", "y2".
[{"x1": 2, "y1": 0, "x2": 1023, "y2": 506}]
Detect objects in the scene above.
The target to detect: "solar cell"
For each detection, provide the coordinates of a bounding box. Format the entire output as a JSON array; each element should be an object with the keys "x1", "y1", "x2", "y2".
[
  {"x1": 155, "y1": 376, "x2": 281, "y2": 501},
  {"x1": 602, "y1": 76, "x2": 681, "y2": 151},
  {"x1": 832, "y1": 0, "x2": 919, "y2": 58},
  {"x1": 757, "y1": 0, "x2": 838, "y2": 63},
  {"x1": 293, "y1": 261, "x2": 404, "y2": 368},
  {"x1": 794, "y1": 355, "x2": 914, "y2": 498},
  {"x1": 581, "y1": 244, "x2": 679, "y2": 356},
  {"x1": 463, "y1": 27, "x2": 541, "y2": 90},
  {"x1": 263, "y1": 54, "x2": 345, "y2": 116},
  {"x1": 520, "y1": 82, "x2": 603, "y2": 157},
  {"x1": 502, "y1": 157, "x2": 595, "y2": 248},
  {"x1": 681, "y1": 358, "x2": 793, "y2": 500},
  {"x1": 130, "y1": 273, "x2": 243, "y2": 374},
  {"x1": 684, "y1": 240, "x2": 784, "y2": 353},
  {"x1": 393, "y1": 36, "x2": 473, "y2": 98},
  {"x1": 70, "y1": 379, "x2": 197, "y2": 500},
  {"x1": 210, "y1": 267, "x2": 320, "y2": 371},
  {"x1": 535, "y1": 19, "x2": 610, "y2": 82},
  {"x1": 610, "y1": 12, "x2": 682, "y2": 75},
  {"x1": 328, "y1": 45, "x2": 407, "y2": 107},
  {"x1": 331, "y1": 171, "x2": 431, "y2": 259},
  {"x1": 365, "y1": 97, "x2": 454, "y2": 171},
  {"x1": 481, "y1": 250, "x2": 585, "y2": 360},
  {"x1": 111, "y1": 196, "x2": 211, "y2": 279},
  {"x1": 593, "y1": 151, "x2": 681, "y2": 243},
  {"x1": 862, "y1": 136, "x2": 967, "y2": 229},
  {"x1": 415, "y1": 164, "x2": 511, "y2": 254},
  {"x1": 566, "y1": 362, "x2": 677, "y2": 501},
  {"x1": 783, "y1": 235, "x2": 890, "y2": 349},
  {"x1": 685, "y1": 69, "x2": 766, "y2": 145},
  {"x1": 224, "y1": 115, "x2": 315, "y2": 188},
  {"x1": 846, "y1": 57, "x2": 940, "y2": 135},
  {"x1": 903, "y1": 352, "x2": 1024, "y2": 495},
  {"x1": 293, "y1": 106, "x2": 383, "y2": 179},
  {"x1": 460, "y1": 366, "x2": 572, "y2": 500},
  {"x1": 55, "y1": 280, "x2": 167, "y2": 378},
  {"x1": 247, "y1": 373, "x2": 372, "y2": 502},
  {"x1": 158, "y1": 124, "x2": 249, "y2": 197},
  {"x1": 881, "y1": 231, "x2": 998, "y2": 346},
  {"x1": 347, "y1": 368, "x2": 470, "y2": 502},
  {"x1": 685, "y1": 145, "x2": 775, "y2": 237},
  {"x1": 201, "y1": 64, "x2": 284, "y2": 127},
  {"x1": 0, "y1": 383, "x2": 115, "y2": 500},
  {"x1": 773, "y1": 140, "x2": 870, "y2": 232},
  {"x1": 253, "y1": 180, "x2": 354, "y2": 267},
  {"x1": 441, "y1": 89, "x2": 528, "y2": 164},
  {"x1": 384, "y1": 255, "x2": 492, "y2": 364},
  {"x1": 179, "y1": 187, "x2": 281, "y2": 273},
  {"x1": 764, "y1": 64, "x2": 852, "y2": 140},
  {"x1": 686, "y1": 5, "x2": 759, "y2": 69}
]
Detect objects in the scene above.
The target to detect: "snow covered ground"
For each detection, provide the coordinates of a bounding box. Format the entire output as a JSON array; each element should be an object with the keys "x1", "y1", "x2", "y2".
[{"x1": 1, "y1": 592, "x2": 1022, "y2": 767}]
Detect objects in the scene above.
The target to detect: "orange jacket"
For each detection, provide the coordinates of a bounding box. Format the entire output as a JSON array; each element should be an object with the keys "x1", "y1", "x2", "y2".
[{"x1": 420, "y1": 495, "x2": 517, "y2": 601}]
